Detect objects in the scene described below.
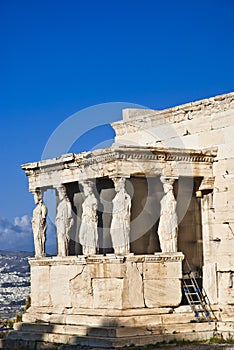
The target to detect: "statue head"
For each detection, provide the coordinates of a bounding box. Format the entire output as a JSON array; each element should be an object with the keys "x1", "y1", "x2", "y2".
[
  {"x1": 33, "y1": 189, "x2": 43, "y2": 204},
  {"x1": 113, "y1": 177, "x2": 125, "y2": 192},
  {"x1": 57, "y1": 185, "x2": 67, "y2": 201},
  {"x1": 81, "y1": 181, "x2": 94, "y2": 197},
  {"x1": 160, "y1": 176, "x2": 174, "y2": 194},
  {"x1": 163, "y1": 182, "x2": 173, "y2": 194}
]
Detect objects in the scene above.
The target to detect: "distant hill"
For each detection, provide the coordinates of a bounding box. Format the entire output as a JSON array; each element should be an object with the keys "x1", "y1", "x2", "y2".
[{"x1": 0, "y1": 250, "x2": 33, "y2": 258}]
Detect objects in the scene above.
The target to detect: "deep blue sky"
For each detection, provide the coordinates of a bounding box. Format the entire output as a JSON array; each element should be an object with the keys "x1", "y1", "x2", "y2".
[{"x1": 0, "y1": 0, "x2": 234, "y2": 227}]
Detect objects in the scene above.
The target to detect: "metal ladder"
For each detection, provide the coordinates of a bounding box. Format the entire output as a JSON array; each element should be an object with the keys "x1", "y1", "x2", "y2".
[{"x1": 182, "y1": 268, "x2": 217, "y2": 323}]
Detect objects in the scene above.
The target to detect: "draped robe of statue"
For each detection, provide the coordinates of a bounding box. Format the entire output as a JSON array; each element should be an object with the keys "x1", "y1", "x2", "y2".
[
  {"x1": 32, "y1": 192, "x2": 47, "y2": 258},
  {"x1": 56, "y1": 186, "x2": 74, "y2": 257},
  {"x1": 158, "y1": 177, "x2": 178, "y2": 253},
  {"x1": 110, "y1": 178, "x2": 131, "y2": 255},
  {"x1": 79, "y1": 183, "x2": 98, "y2": 256}
]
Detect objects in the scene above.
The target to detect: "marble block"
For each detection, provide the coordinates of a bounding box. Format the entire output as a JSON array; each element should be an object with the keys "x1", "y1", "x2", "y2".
[{"x1": 29, "y1": 254, "x2": 184, "y2": 312}]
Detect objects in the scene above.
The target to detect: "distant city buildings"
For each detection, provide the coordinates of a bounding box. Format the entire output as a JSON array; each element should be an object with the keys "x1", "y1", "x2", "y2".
[{"x1": 0, "y1": 252, "x2": 31, "y2": 319}]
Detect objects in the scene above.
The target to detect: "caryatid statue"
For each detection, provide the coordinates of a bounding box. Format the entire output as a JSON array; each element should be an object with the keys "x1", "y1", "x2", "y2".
[
  {"x1": 110, "y1": 177, "x2": 131, "y2": 255},
  {"x1": 32, "y1": 189, "x2": 47, "y2": 258},
  {"x1": 79, "y1": 181, "x2": 98, "y2": 256},
  {"x1": 158, "y1": 176, "x2": 178, "y2": 253},
  {"x1": 56, "y1": 185, "x2": 74, "y2": 257}
]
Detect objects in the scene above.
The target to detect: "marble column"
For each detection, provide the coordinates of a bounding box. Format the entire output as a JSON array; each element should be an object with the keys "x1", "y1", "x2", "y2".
[
  {"x1": 158, "y1": 176, "x2": 178, "y2": 253},
  {"x1": 110, "y1": 177, "x2": 131, "y2": 255},
  {"x1": 79, "y1": 181, "x2": 98, "y2": 256},
  {"x1": 32, "y1": 188, "x2": 47, "y2": 258},
  {"x1": 56, "y1": 185, "x2": 74, "y2": 257}
]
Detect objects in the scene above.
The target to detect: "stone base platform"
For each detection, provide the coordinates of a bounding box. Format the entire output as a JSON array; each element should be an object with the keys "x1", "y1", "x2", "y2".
[
  {"x1": 28, "y1": 253, "x2": 185, "y2": 311},
  {"x1": 1, "y1": 254, "x2": 233, "y2": 349},
  {"x1": 0, "y1": 314, "x2": 219, "y2": 350},
  {"x1": 1, "y1": 306, "x2": 232, "y2": 349},
  {"x1": 1, "y1": 307, "x2": 234, "y2": 349}
]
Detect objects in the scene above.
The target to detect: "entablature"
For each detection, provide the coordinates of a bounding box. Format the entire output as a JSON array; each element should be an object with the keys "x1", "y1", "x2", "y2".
[{"x1": 21, "y1": 146, "x2": 217, "y2": 191}]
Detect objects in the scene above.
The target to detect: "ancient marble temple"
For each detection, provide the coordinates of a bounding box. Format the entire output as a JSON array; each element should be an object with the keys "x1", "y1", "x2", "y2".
[{"x1": 2, "y1": 92, "x2": 234, "y2": 349}]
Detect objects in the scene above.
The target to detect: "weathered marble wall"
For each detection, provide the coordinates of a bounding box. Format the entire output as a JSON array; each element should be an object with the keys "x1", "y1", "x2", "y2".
[
  {"x1": 29, "y1": 254, "x2": 183, "y2": 311},
  {"x1": 112, "y1": 92, "x2": 234, "y2": 306}
]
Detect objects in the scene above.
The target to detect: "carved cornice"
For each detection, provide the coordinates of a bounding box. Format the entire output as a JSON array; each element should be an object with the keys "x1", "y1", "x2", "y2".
[
  {"x1": 145, "y1": 253, "x2": 184, "y2": 262},
  {"x1": 21, "y1": 153, "x2": 76, "y2": 176},
  {"x1": 29, "y1": 253, "x2": 184, "y2": 265},
  {"x1": 80, "y1": 150, "x2": 117, "y2": 166},
  {"x1": 21, "y1": 147, "x2": 217, "y2": 178},
  {"x1": 80, "y1": 147, "x2": 217, "y2": 167}
]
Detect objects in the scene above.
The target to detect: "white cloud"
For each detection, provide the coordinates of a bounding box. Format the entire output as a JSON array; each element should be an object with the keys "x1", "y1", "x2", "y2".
[
  {"x1": 14, "y1": 215, "x2": 31, "y2": 228},
  {"x1": 0, "y1": 215, "x2": 56, "y2": 253}
]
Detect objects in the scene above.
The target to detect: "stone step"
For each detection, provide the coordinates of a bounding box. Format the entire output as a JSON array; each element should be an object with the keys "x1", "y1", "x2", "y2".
[
  {"x1": 0, "y1": 329, "x2": 219, "y2": 349},
  {"x1": 13, "y1": 321, "x2": 216, "y2": 338},
  {"x1": 23, "y1": 310, "x2": 201, "y2": 327},
  {"x1": 27, "y1": 305, "x2": 174, "y2": 316},
  {"x1": 88, "y1": 321, "x2": 216, "y2": 337},
  {"x1": 217, "y1": 321, "x2": 234, "y2": 333},
  {"x1": 7, "y1": 330, "x2": 70, "y2": 344},
  {"x1": 14, "y1": 322, "x2": 88, "y2": 336},
  {"x1": 14, "y1": 322, "x2": 162, "y2": 337},
  {"x1": 69, "y1": 330, "x2": 216, "y2": 348}
]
